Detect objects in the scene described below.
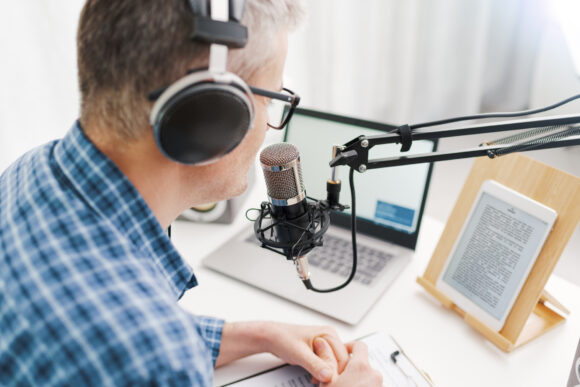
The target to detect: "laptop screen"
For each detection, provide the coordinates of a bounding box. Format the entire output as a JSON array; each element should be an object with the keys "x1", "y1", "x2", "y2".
[{"x1": 284, "y1": 108, "x2": 437, "y2": 249}]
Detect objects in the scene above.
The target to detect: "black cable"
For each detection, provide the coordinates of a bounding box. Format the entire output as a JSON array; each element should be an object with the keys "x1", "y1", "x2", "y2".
[
  {"x1": 410, "y1": 93, "x2": 580, "y2": 130},
  {"x1": 304, "y1": 168, "x2": 358, "y2": 293},
  {"x1": 167, "y1": 224, "x2": 172, "y2": 239}
]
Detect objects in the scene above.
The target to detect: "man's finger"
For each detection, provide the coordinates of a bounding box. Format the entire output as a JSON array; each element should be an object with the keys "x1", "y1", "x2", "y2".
[
  {"x1": 320, "y1": 334, "x2": 350, "y2": 374},
  {"x1": 346, "y1": 341, "x2": 369, "y2": 359},
  {"x1": 313, "y1": 337, "x2": 334, "y2": 362},
  {"x1": 302, "y1": 338, "x2": 335, "y2": 383}
]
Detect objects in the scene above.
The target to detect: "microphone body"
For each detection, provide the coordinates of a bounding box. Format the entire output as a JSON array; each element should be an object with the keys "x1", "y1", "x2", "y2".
[{"x1": 271, "y1": 201, "x2": 310, "y2": 256}]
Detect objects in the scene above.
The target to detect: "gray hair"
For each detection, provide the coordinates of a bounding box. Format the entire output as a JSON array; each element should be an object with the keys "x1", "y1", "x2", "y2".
[
  {"x1": 77, "y1": 0, "x2": 304, "y2": 141},
  {"x1": 230, "y1": 0, "x2": 304, "y2": 80}
]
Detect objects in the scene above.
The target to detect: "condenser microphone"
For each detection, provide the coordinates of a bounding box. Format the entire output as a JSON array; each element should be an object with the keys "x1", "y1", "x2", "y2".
[
  {"x1": 259, "y1": 144, "x2": 313, "y2": 278},
  {"x1": 260, "y1": 143, "x2": 307, "y2": 223},
  {"x1": 254, "y1": 143, "x2": 349, "y2": 292}
]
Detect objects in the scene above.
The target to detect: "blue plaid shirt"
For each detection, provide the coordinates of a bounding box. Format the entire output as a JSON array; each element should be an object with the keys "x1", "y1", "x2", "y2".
[{"x1": 0, "y1": 122, "x2": 224, "y2": 386}]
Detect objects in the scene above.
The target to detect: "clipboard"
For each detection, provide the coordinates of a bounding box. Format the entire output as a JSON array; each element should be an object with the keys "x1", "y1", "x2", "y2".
[{"x1": 221, "y1": 331, "x2": 433, "y2": 387}]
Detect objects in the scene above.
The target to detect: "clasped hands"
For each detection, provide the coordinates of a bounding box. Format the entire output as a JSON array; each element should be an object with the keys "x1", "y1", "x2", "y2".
[{"x1": 216, "y1": 321, "x2": 382, "y2": 386}]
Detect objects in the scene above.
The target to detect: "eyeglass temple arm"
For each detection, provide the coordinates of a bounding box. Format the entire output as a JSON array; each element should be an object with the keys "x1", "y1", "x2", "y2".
[{"x1": 249, "y1": 86, "x2": 296, "y2": 104}]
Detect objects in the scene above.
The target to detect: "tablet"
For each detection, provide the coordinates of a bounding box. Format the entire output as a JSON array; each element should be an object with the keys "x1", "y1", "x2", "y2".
[{"x1": 436, "y1": 180, "x2": 557, "y2": 331}]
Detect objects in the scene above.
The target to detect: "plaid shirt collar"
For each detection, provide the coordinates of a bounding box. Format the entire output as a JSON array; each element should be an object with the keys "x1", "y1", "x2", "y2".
[{"x1": 52, "y1": 121, "x2": 198, "y2": 297}]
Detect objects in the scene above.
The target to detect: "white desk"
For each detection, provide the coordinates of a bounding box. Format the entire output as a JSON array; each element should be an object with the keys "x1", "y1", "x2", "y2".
[{"x1": 174, "y1": 185, "x2": 580, "y2": 387}]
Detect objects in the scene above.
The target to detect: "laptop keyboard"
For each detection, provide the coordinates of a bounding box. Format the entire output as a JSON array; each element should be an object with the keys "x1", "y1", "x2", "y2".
[{"x1": 246, "y1": 233, "x2": 393, "y2": 286}]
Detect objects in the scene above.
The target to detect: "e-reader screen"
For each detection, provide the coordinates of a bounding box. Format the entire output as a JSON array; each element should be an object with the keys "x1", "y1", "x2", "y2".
[{"x1": 440, "y1": 185, "x2": 555, "y2": 322}]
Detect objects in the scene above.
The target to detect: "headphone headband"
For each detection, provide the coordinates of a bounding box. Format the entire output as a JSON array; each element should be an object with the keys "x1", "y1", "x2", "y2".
[
  {"x1": 188, "y1": 0, "x2": 245, "y2": 22},
  {"x1": 189, "y1": 0, "x2": 248, "y2": 48}
]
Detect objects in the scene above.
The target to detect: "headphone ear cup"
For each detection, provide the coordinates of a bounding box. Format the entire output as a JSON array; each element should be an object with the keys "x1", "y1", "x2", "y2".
[{"x1": 154, "y1": 82, "x2": 253, "y2": 165}]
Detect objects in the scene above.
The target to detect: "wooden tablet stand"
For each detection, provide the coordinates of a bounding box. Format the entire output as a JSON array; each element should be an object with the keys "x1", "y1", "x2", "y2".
[{"x1": 417, "y1": 153, "x2": 580, "y2": 352}]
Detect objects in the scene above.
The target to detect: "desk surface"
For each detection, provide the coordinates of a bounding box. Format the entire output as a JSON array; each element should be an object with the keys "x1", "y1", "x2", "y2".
[{"x1": 173, "y1": 184, "x2": 580, "y2": 387}]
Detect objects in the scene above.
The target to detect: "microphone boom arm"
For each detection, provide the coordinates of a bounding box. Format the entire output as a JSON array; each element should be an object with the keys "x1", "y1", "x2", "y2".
[{"x1": 330, "y1": 113, "x2": 580, "y2": 171}]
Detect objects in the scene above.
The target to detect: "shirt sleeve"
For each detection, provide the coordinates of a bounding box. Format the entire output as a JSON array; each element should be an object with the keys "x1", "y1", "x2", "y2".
[{"x1": 190, "y1": 314, "x2": 224, "y2": 366}]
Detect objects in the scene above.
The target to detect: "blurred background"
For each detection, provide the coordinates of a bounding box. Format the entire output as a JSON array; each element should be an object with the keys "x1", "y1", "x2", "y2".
[{"x1": 1, "y1": 0, "x2": 579, "y2": 282}]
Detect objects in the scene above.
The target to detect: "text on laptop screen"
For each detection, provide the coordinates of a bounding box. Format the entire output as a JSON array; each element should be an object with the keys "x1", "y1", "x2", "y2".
[{"x1": 285, "y1": 111, "x2": 435, "y2": 234}]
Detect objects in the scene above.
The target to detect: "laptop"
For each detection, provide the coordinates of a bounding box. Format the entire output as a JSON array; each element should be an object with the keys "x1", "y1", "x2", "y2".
[{"x1": 203, "y1": 108, "x2": 437, "y2": 324}]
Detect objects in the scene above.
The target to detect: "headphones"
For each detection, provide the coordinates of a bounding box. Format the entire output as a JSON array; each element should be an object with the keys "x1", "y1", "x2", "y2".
[{"x1": 149, "y1": 0, "x2": 254, "y2": 165}]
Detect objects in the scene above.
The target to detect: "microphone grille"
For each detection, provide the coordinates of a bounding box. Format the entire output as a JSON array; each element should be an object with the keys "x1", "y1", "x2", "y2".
[
  {"x1": 260, "y1": 143, "x2": 305, "y2": 201},
  {"x1": 259, "y1": 143, "x2": 300, "y2": 166}
]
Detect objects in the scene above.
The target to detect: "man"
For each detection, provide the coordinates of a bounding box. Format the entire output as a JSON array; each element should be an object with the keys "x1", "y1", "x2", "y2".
[{"x1": 0, "y1": 0, "x2": 382, "y2": 385}]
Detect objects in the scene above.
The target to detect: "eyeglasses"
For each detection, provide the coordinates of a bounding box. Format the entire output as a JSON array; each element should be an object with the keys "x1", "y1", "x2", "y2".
[{"x1": 248, "y1": 86, "x2": 300, "y2": 129}]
